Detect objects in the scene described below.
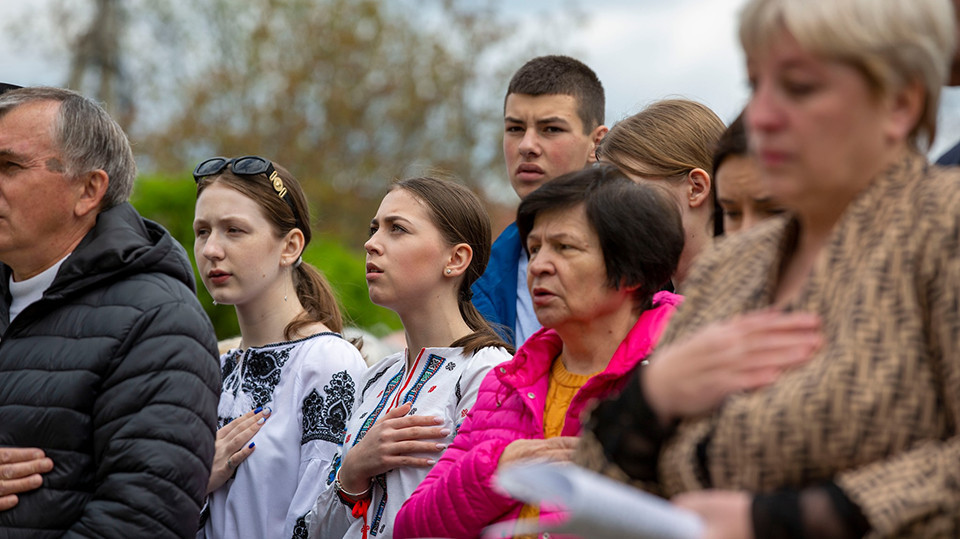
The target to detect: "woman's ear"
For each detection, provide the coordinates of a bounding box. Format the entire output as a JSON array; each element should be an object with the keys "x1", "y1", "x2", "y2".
[
  {"x1": 686, "y1": 168, "x2": 712, "y2": 209},
  {"x1": 884, "y1": 79, "x2": 925, "y2": 143},
  {"x1": 281, "y1": 228, "x2": 306, "y2": 267},
  {"x1": 444, "y1": 243, "x2": 473, "y2": 277},
  {"x1": 620, "y1": 279, "x2": 643, "y2": 294}
]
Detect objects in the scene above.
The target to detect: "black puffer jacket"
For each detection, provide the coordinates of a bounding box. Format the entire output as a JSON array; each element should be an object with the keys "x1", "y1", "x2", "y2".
[{"x1": 0, "y1": 203, "x2": 220, "y2": 538}]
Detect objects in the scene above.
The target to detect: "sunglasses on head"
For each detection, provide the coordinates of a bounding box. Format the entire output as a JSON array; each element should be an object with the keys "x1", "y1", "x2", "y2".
[{"x1": 193, "y1": 156, "x2": 305, "y2": 230}]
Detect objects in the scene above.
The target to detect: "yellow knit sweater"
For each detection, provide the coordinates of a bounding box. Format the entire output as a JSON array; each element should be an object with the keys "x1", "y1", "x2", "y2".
[{"x1": 516, "y1": 358, "x2": 593, "y2": 531}]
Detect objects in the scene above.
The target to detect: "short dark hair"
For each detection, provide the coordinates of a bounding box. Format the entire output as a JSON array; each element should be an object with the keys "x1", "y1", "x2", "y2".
[
  {"x1": 516, "y1": 164, "x2": 684, "y2": 311},
  {"x1": 505, "y1": 55, "x2": 605, "y2": 133}
]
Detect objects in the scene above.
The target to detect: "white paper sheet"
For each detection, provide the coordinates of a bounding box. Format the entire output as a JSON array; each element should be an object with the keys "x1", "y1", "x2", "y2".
[{"x1": 483, "y1": 462, "x2": 703, "y2": 539}]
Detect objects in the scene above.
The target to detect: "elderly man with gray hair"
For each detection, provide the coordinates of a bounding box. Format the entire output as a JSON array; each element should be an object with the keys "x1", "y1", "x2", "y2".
[{"x1": 0, "y1": 86, "x2": 220, "y2": 538}]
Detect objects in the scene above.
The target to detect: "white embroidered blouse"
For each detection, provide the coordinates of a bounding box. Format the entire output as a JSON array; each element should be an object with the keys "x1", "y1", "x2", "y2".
[
  {"x1": 305, "y1": 345, "x2": 512, "y2": 539},
  {"x1": 200, "y1": 332, "x2": 367, "y2": 539}
]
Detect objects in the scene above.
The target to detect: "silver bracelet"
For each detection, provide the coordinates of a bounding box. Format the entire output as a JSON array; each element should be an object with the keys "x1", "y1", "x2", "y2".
[{"x1": 334, "y1": 466, "x2": 371, "y2": 499}]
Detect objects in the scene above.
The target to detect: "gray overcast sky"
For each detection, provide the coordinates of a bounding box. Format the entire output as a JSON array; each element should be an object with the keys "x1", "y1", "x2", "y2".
[{"x1": 3, "y1": 0, "x2": 958, "y2": 158}]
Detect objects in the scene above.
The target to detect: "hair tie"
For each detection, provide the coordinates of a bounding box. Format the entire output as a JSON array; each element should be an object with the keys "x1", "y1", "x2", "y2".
[
  {"x1": 459, "y1": 287, "x2": 474, "y2": 302},
  {"x1": 294, "y1": 256, "x2": 303, "y2": 268}
]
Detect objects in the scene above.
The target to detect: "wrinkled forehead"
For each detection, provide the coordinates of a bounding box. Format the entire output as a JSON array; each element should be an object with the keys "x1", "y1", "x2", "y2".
[
  {"x1": 0, "y1": 101, "x2": 61, "y2": 153},
  {"x1": 529, "y1": 202, "x2": 593, "y2": 238}
]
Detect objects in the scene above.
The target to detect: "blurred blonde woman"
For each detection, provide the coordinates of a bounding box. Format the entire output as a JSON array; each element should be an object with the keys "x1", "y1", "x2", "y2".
[{"x1": 579, "y1": 0, "x2": 960, "y2": 537}]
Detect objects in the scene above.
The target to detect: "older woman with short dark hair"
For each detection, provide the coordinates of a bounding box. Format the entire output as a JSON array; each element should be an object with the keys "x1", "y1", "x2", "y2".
[
  {"x1": 578, "y1": 0, "x2": 960, "y2": 537},
  {"x1": 393, "y1": 164, "x2": 685, "y2": 539}
]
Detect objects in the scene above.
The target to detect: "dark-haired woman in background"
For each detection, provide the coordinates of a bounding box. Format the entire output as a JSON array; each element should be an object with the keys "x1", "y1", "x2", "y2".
[
  {"x1": 712, "y1": 113, "x2": 785, "y2": 233},
  {"x1": 393, "y1": 165, "x2": 685, "y2": 539},
  {"x1": 306, "y1": 177, "x2": 512, "y2": 539},
  {"x1": 193, "y1": 157, "x2": 367, "y2": 538}
]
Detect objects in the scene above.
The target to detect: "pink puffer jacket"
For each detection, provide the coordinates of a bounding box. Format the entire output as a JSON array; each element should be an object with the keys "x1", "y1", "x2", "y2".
[{"x1": 393, "y1": 291, "x2": 682, "y2": 539}]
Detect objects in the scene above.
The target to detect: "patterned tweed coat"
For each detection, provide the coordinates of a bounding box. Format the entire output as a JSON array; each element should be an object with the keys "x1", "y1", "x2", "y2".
[{"x1": 577, "y1": 153, "x2": 960, "y2": 537}]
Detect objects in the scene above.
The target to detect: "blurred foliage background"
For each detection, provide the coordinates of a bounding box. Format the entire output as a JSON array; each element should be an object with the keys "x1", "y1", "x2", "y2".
[{"x1": 11, "y1": 0, "x2": 582, "y2": 339}]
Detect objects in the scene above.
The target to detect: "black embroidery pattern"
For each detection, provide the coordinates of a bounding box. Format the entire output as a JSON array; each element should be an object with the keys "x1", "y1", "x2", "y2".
[
  {"x1": 302, "y1": 370, "x2": 356, "y2": 445},
  {"x1": 291, "y1": 514, "x2": 309, "y2": 539},
  {"x1": 445, "y1": 362, "x2": 457, "y2": 371},
  {"x1": 455, "y1": 376, "x2": 463, "y2": 403},
  {"x1": 217, "y1": 350, "x2": 245, "y2": 429},
  {"x1": 363, "y1": 365, "x2": 391, "y2": 396},
  {"x1": 221, "y1": 349, "x2": 241, "y2": 383},
  {"x1": 240, "y1": 346, "x2": 292, "y2": 408}
]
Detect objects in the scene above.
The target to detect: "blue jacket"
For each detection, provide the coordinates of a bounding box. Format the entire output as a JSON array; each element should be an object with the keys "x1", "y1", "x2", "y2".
[
  {"x1": 472, "y1": 222, "x2": 522, "y2": 345},
  {"x1": 936, "y1": 140, "x2": 960, "y2": 166}
]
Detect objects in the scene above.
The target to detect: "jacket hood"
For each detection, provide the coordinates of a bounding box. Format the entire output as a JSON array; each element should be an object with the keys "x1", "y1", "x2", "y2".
[{"x1": 43, "y1": 202, "x2": 196, "y2": 301}]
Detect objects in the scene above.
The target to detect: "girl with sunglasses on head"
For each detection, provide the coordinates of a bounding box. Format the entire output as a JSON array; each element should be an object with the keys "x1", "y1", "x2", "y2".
[
  {"x1": 193, "y1": 156, "x2": 367, "y2": 539},
  {"x1": 304, "y1": 176, "x2": 512, "y2": 539}
]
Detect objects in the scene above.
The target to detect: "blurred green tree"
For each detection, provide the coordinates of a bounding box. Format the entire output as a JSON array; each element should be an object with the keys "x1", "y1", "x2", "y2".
[
  {"x1": 26, "y1": 0, "x2": 580, "y2": 240},
  {"x1": 14, "y1": 0, "x2": 582, "y2": 336},
  {"x1": 139, "y1": 0, "x2": 578, "y2": 245}
]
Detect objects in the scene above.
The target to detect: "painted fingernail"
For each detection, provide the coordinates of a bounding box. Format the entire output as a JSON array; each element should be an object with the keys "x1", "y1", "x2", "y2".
[
  {"x1": 427, "y1": 459, "x2": 436, "y2": 465},
  {"x1": 439, "y1": 428, "x2": 451, "y2": 436},
  {"x1": 257, "y1": 417, "x2": 266, "y2": 425},
  {"x1": 436, "y1": 443, "x2": 447, "y2": 450},
  {"x1": 248, "y1": 442, "x2": 255, "y2": 449},
  {"x1": 433, "y1": 416, "x2": 443, "y2": 424},
  {"x1": 264, "y1": 407, "x2": 272, "y2": 416},
  {"x1": 254, "y1": 406, "x2": 263, "y2": 414}
]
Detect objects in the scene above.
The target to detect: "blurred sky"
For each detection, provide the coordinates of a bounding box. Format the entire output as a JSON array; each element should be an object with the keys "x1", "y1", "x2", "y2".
[{"x1": 3, "y1": 0, "x2": 959, "y2": 159}]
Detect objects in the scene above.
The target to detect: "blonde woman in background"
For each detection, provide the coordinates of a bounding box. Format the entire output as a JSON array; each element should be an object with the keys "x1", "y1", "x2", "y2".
[{"x1": 596, "y1": 99, "x2": 726, "y2": 288}]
